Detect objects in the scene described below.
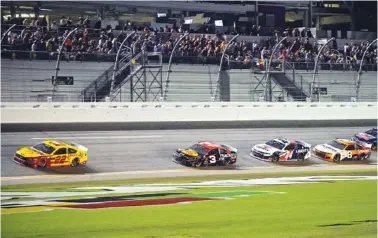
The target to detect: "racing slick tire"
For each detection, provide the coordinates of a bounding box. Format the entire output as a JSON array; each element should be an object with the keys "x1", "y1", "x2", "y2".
[
  {"x1": 297, "y1": 155, "x2": 305, "y2": 162},
  {"x1": 333, "y1": 154, "x2": 341, "y2": 162},
  {"x1": 193, "y1": 160, "x2": 204, "y2": 168},
  {"x1": 271, "y1": 154, "x2": 280, "y2": 162},
  {"x1": 38, "y1": 158, "x2": 47, "y2": 168},
  {"x1": 71, "y1": 158, "x2": 79, "y2": 167},
  {"x1": 358, "y1": 154, "x2": 369, "y2": 161},
  {"x1": 228, "y1": 153, "x2": 237, "y2": 164}
]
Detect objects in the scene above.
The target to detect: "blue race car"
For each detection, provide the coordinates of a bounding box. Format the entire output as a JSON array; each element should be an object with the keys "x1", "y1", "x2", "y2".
[{"x1": 351, "y1": 128, "x2": 377, "y2": 151}]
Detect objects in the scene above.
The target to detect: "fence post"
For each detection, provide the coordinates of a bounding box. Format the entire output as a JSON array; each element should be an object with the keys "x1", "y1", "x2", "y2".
[
  {"x1": 310, "y1": 37, "x2": 334, "y2": 102},
  {"x1": 213, "y1": 34, "x2": 239, "y2": 101},
  {"x1": 163, "y1": 32, "x2": 189, "y2": 101},
  {"x1": 356, "y1": 38, "x2": 377, "y2": 101},
  {"x1": 111, "y1": 31, "x2": 136, "y2": 92},
  {"x1": 264, "y1": 36, "x2": 287, "y2": 101},
  {"x1": 52, "y1": 28, "x2": 78, "y2": 100}
]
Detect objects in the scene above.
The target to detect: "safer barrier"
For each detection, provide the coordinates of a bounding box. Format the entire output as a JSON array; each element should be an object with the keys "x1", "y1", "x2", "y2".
[{"x1": 1, "y1": 102, "x2": 376, "y2": 131}]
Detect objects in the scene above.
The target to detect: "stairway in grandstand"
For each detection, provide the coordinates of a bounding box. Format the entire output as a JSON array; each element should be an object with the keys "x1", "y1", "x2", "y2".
[
  {"x1": 270, "y1": 72, "x2": 308, "y2": 101},
  {"x1": 80, "y1": 53, "x2": 142, "y2": 102},
  {"x1": 265, "y1": 62, "x2": 308, "y2": 101}
]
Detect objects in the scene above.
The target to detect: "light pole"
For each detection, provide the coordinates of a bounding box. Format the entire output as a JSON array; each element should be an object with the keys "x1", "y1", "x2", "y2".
[
  {"x1": 110, "y1": 31, "x2": 136, "y2": 92},
  {"x1": 213, "y1": 34, "x2": 239, "y2": 101},
  {"x1": 52, "y1": 28, "x2": 78, "y2": 99},
  {"x1": 310, "y1": 37, "x2": 335, "y2": 101},
  {"x1": 263, "y1": 36, "x2": 287, "y2": 101},
  {"x1": 163, "y1": 32, "x2": 189, "y2": 101},
  {"x1": 356, "y1": 38, "x2": 377, "y2": 101}
]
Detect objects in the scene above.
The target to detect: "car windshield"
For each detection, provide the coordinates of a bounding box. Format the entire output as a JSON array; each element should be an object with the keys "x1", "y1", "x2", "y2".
[
  {"x1": 326, "y1": 141, "x2": 345, "y2": 150},
  {"x1": 32, "y1": 143, "x2": 55, "y2": 154},
  {"x1": 189, "y1": 144, "x2": 208, "y2": 155},
  {"x1": 265, "y1": 140, "x2": 285, "y2": 150}
]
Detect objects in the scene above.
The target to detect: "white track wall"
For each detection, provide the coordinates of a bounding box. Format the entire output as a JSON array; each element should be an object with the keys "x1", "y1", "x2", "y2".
[{"x1": 2, "y1": 102, "x2": 376, "y2": 124}]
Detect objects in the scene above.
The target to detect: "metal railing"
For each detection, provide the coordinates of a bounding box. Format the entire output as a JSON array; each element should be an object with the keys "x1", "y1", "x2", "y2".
[
  {"x1": 1, "y1": 53, "x2": 377, "y2": 103},
  {"x1": 286, "y1": 61, "x2": 377, "y2": 72},
  {"x1": 3, "y1": 48, "x2": 376, "y2": 72},
  {"x1": 1, "y1": 49, "x2": 117, "y2": 62},
  {"x1": 108, "y1": 53, "x2": 143, "y2": 102}
]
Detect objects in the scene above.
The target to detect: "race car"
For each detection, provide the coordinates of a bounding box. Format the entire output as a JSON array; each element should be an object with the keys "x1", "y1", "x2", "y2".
[
  {"x1": 351, "y1": 128, "x2": 377, "y2": 151},
  {"x1": 173, "y1": 141, "x2": 237, "y2": 167},
  {"x1": 312, "y1": 139, "x2": 371, "y2": 162},
  {"x1": 250, "y1": 138, "x2": 311, "y2": 162},
  {"x1": 13, "y1": 140, "x2": 88, "y2": 168}
]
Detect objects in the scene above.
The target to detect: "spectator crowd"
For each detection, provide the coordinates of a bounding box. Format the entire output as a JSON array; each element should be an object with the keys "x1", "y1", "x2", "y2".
[{"x1": 1, "y1": 16, "x2": 377, "y2": 70}]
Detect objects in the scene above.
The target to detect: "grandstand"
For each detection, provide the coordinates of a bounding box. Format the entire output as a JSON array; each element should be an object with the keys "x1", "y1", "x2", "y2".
[{"x1": 1, "y1": 1, "x2": 377, "y2": 102}]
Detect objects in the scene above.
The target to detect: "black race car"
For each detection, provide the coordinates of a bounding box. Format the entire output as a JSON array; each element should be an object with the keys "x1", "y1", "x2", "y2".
[{"x1": 172, "y1": 141, "x2": 238, "y2": 167}]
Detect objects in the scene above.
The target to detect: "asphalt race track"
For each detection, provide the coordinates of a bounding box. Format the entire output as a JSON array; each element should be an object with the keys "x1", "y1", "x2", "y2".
[{"x1": 1, "y1": 127, "x2": 377, "y2": 185}]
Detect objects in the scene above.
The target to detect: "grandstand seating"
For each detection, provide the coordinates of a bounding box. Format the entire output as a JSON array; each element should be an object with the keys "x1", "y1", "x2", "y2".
[
  {"x1": 1, "y1": 59, "x2": 113, "y2": 102},
  {"x1": 295, "y1": 71, "x2": 377, "y2": 102},
  {"x1": 162, "y1": 64, "x2": 216, "y2": 102},
  {"x1": 2, "y1": 58, "x2": 376, "y2": 102}
]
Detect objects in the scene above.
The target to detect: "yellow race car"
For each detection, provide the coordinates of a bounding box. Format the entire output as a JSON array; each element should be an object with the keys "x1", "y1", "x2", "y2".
[{"x1": 13, "y1": 140, "x2": 88, "y2": 168}]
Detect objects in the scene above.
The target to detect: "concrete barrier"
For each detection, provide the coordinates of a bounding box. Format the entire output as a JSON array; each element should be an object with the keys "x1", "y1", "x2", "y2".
[{"x1": 1, "y1": 102, "x2": 376, "y2": 131}]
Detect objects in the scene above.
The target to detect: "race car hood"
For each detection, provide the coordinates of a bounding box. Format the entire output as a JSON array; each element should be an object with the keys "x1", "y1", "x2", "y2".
[
  {"x1": 314, "y1": 144, "x2": 341, "y2": 154},
  {"x1": 253, "y1": 144, "x2": 281, "y2": 155},
  {"x1": 180, "y1": 149, "x2": 199, "y2": 157},
  {"x1": 16, "y1": 147, "x2": 44, "y2": 158}
]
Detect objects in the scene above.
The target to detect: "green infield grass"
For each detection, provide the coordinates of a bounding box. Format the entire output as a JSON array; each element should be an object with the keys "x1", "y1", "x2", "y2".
[{"x1": 2, "y1": 179, "x2": 377, "y2": 238}]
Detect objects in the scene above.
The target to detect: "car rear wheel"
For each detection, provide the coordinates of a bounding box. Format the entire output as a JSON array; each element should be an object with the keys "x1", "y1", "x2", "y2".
[
  {"x1": 71, "y1": 158, "x2": 79, "y2": 167},
  {"x1": 297, "y1": 156, "x2": 305, "y2": 162},
  {"x1": 359, "y1": 154, "x2": 369, "y2": 160},
  {"x1": 38, "y1": 158, "x2": 47, "y2": 168},
  {"x1": 228, "y1": 153, "x2": 237, "y2": 164},
  {"x1": 333, "y1": 154, "x2": 341, "y2": 162}
]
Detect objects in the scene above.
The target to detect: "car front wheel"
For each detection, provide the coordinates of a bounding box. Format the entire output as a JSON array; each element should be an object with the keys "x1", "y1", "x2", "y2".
[
  {"x1": 271, "y1": 154, "x2": 280, "y2": 162},
  {"x1": 333, "y1": 154, "x2": 341, "y2": 162}
]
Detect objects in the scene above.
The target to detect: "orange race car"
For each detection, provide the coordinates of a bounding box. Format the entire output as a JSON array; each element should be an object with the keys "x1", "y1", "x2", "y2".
[{"x1": 312, "y1": 139, "x2": 371, "y2": 162}]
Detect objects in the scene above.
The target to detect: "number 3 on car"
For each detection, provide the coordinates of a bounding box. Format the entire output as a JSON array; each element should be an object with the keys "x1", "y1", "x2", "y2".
[{"x1": 209, "y1": 155, "x2": 217, "y2": 163}]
